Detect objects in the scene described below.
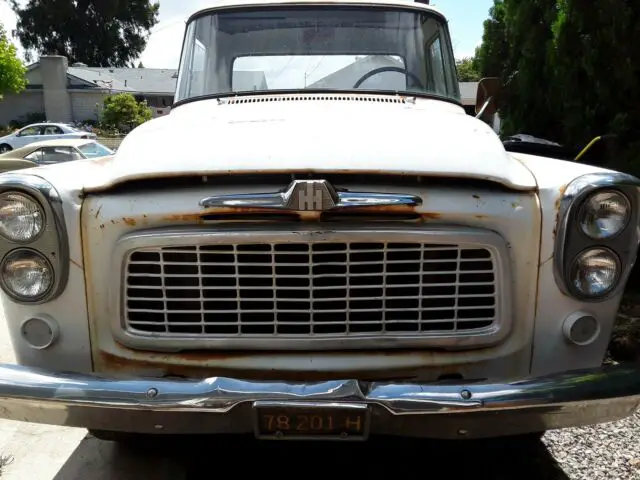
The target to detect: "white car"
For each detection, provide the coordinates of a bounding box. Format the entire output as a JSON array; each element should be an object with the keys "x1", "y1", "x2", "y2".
[
  {"x1": 0, "y1": 0, "x2": 637, "y2": 446},
  {"x1": 0, "y1": 122, "x2": 97, "y2": 153}
]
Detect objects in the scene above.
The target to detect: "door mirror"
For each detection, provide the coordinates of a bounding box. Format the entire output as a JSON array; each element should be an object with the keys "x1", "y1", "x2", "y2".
[{"x1": 475, "y1": 77, "x2": 501, "y2": 120}]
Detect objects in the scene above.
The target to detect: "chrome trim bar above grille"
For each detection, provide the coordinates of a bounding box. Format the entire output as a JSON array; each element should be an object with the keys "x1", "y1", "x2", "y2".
[
  {"x1": 199, "y1": 179, "x2": 422, "y2": 211},
  {"x1": 111, "y1": 225, "x2": 512, "y2": 352}
]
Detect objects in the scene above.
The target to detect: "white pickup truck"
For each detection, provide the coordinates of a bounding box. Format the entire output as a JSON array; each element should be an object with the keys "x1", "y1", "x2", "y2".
[{"x1": 0, "y1": 0, "x2": 638, "y2": 444}]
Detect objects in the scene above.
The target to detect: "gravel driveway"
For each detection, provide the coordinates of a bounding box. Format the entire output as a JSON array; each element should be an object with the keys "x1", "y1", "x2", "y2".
[{"x1": 544, "y1": 411, "x2": 640, "y2": 480}]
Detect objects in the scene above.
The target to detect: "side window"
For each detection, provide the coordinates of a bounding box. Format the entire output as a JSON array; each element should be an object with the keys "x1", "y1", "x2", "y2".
[
  {"x1": 428, "y1": 36, "x2": 447, "y2": 95},
  {"x1": 29, "y1": 147, "x2": 83, "y2": 165},
  {"x1": 17, "y1": 126, "x2": 41, "y2": 137},
  {"x1": 23, "y1": 149, "x2": 43, "y2": 163},
  {"x1": 42, "y1": 126, "x2": 63, "y2": 135}
]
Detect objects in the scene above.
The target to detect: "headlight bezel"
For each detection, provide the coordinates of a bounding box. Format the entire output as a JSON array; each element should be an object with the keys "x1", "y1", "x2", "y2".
[
  {"x1": 0, "y1": 174, "x2": 69, "y2": 305},
  {"x1": 554, "y1": 173, "x2": 640, "y2": 303}
]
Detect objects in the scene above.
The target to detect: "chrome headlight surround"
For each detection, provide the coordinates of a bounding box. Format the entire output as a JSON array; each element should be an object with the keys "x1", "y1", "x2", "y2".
[
  {"x1": 554, "y1": 172, "x2": 640, "y2": 302},
  {"x1": 0, "y1": 174, "x2": 69, "y2": 304}
]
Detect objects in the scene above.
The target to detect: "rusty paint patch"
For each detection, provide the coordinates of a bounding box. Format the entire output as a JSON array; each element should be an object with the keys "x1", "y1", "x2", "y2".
[
  {"x1": 553, "y1": 183, "x2": 570, "y2": 239},
  {"x1": 164, "y1": 204, "x2": 421, "y2": 223},
  {"x1": 421, "y1": 212, "x2": 442, "y2": 220},
  {"x1": 70, "y1": 258, "x2": 83, "y2": 270},
  {"x1": 94, "y1": 205, "x2": 103, "y2": 219},
  {"x1": 163, "y1": 213, "x2": 206, "y2": 224},
  {"x1": 474, "y1": 215, "x2": 488, "y2": 220},
  {"x1": 99, "y1": 224, "x2": 105, "y2": 229},
  {"x1": 123, "y1": 217, "x2": 136, "y2": 227},
  {"x1": 96, "y1": 348, "x2": 478, "y2": 382},
  {"x1": 98, "y1": 350, "x2": 420, "y2": 381},
  {"x1": 554, "y1": 183, "x2": 569, "y2": 210},
  {"x1": 93, "y1": 155, "x2": 116, "y2": 167}
]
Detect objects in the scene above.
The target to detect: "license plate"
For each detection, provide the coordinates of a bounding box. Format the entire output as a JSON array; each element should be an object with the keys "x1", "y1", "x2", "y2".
[{"x1": 253, "y1": 401, "x2": 370, "y2": 441}]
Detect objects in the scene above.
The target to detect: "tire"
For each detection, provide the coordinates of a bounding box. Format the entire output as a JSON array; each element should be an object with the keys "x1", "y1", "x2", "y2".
[{"x1": 0, "y1": 144, "x2": 12, "y2": 154}]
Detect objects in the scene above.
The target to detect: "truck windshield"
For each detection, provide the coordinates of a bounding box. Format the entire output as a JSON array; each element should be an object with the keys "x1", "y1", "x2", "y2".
[{"x1": 175, "y1": 6, "x2": 460, "y2": 104}]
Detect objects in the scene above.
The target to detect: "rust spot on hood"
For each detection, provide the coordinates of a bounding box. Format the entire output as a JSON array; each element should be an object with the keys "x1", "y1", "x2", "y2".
[{"x1": 123, "y1": 217, "x2": 136, "y2": 226}]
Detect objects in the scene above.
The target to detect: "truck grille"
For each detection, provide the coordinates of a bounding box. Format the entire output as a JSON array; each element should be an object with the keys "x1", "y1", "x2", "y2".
[{"x1": 124, "y1": 242, "x2": 498, "y2": 337}]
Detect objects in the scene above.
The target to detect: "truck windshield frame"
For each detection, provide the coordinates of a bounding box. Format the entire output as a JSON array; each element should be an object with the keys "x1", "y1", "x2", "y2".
[{"x1": 174, "y1": 5, "x2": 461, "y2": 105}]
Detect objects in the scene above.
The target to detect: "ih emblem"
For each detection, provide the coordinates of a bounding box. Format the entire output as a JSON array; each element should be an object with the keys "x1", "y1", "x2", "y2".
[{"x1": 284, "y1": 180, "x2": 337, "y2": 211}]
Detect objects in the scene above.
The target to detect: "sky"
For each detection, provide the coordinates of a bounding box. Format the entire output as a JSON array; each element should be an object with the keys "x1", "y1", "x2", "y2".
[{"x1": 0, "y1": 0, "x2": 493, "y2": 68}]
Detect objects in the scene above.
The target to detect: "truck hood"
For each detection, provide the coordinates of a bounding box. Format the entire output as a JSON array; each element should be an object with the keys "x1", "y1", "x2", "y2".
[{"x1": 35, "y1": 96, "x2": 539, "y2": 192}]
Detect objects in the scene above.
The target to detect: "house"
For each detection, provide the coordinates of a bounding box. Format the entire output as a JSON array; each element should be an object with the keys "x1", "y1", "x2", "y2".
[
  {"x1": 0, "y1": 56, "x2": 179, "y2": 125},
  {"x1": 306, "y1": 55, "x2": 479, "y2": 113},
  {"x1": 0, "y1": 55, "x2": 274, "y2": 126},
  {"x1": 0, "y1": 54, "x2": 479, "y2": 126},
  {"x1": 459, "y1": 81, "x2": 479, "y2": 115}
]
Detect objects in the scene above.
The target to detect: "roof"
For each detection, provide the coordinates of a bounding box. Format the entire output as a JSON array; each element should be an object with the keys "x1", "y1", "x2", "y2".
[
  {"x1": 188, "y1": 0, "x2": 442, "y2": 20},
  {"x1": 68, "y1": 67, "x2": 137, "y2": 93},
  {"x1": 78, "y1": 67, "x2": 179, "y2": 95},
  {"x1": 459, "y1": 82, "x2": 479, "y2": 105}
]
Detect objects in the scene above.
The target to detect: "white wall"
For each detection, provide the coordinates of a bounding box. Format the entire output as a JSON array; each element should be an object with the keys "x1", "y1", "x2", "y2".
[
  {"x1": 0, "y1": 91, "x2": 45, "y2": 126},
  {"x1": 70, "y1": 91, "x2": 107, "y2": 123}
]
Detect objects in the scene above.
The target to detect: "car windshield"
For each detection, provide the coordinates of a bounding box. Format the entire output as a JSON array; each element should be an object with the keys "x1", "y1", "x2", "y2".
[
  {"x1": 175, "y1": 6, "x2": 460, "y2": 103},
  {"x1": 78, "y1": 142, "x2": 114, "y2": 158}
]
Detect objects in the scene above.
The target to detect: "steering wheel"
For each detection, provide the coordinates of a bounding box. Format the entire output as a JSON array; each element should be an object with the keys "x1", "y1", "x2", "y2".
[{"x1": 352, "y1": 66, "x2": 425, "y2": 90}]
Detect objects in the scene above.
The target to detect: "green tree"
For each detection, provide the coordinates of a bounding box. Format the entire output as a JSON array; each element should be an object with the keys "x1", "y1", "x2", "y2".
[
  {"x1": 10, "y1": 0, "x2": 159, "y2": 67},
  {"x1": 551, "y1": 0, "x2": 640, "y2": 169},
  {"x1": 456, "y1": 57, "x2": 481, "y2": 82},
  {"x1": 475, "y1": 0, "x2": 560, "y2": 140},
  {"x1": 101, "y1": 93, "x2": 153, "y2": 132},
  {"x1": 474, "y1": 0, "x2": 509, "y2": 78},
  {"x1": 0, "y1": 23, "x2": 27, "y2": 100}
]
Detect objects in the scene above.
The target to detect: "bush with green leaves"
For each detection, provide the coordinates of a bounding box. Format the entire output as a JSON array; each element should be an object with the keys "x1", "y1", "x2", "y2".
[
  {"x1": 101, "y1": 93, "x2": 153, "y2": 132},
  {"x1": 0, "y1": 23, "x2": 26, "y2": 100}
]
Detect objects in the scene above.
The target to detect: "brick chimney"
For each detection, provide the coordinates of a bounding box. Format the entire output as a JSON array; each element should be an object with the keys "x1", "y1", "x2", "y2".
[{"x1": 40, "y1": 55, "x2": 73, "y2": 122}]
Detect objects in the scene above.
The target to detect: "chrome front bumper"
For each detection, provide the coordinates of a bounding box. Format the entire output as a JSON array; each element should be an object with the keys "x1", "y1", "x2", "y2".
[{"x1": 0, "y1": 363, "x2": 639, "y2": 440}]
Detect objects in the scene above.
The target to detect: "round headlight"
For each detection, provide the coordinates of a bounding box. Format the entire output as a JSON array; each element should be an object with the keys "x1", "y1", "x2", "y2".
[
  {"x1": 0, "y1": 192, "x2": 44, "y2": 242},
  {"x1": 578, "y1": 190, "x2": 630, "y2": 240},
  {"x1": 1, "y1": 249, "x2": 53, "y2": 301},
  {"x1": 570, "y1": 248, "x2": 620, "y2": 298}
]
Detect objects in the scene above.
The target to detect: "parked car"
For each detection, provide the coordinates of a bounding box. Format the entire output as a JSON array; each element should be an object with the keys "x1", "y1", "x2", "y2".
[
  {"x1": 0, "y1": 138, "x2": 114, "y2": 165},
  {"x1": 0, "y1": 122, "x2": 98, "y2": 153},
  {"x1": 0, "y1": 157, "x2": 37, "y2": 173},
  {"x1": 0, "y1": 0, "x2": 638, "y2": 446}
]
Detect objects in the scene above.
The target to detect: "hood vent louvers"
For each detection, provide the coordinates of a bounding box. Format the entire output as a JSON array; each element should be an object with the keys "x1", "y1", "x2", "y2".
[{"x1": 219, "y1": 94, "x2": 413, "y2": 105}]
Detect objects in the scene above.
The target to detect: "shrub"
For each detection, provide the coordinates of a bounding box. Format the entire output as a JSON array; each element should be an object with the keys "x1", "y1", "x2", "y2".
[{"x1": 101, "y1": 93, "x2": 152, "y2": 132}]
